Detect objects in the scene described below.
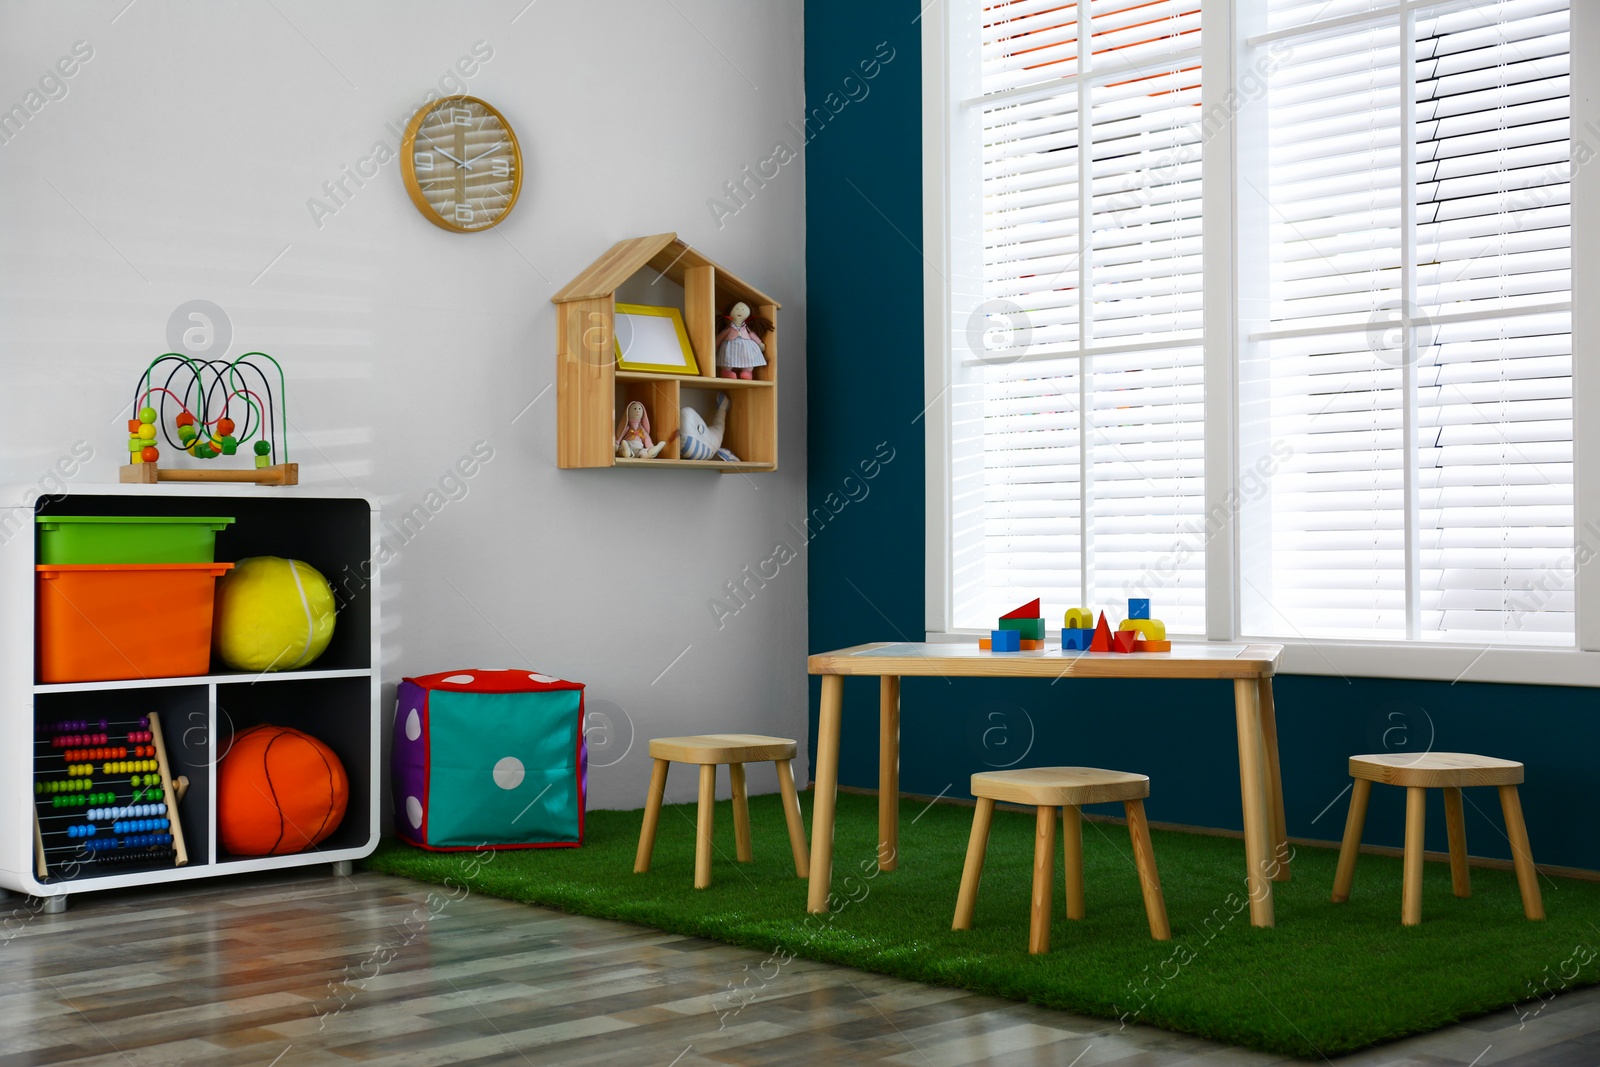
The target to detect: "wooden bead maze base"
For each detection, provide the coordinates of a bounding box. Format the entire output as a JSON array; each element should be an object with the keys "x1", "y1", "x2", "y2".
[{"x1": 120, "y1": 462, "x2": 298, "y2": 486}]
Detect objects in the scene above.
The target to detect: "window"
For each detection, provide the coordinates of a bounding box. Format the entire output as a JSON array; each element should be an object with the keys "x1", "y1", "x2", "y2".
[{"x1": 924, "y1": 0, "x2": 1596, "y2": 682}]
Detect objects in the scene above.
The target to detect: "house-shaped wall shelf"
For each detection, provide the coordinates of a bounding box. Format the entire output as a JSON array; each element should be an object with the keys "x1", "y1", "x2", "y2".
[{"x1": 553, "y1": 233, "x2": 779, "y2": 472}]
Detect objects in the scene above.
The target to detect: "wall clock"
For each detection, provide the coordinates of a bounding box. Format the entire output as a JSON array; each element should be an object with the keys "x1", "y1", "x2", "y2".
[{"x1": 400, "y1": 94, "x2": 523, "y2": 233}]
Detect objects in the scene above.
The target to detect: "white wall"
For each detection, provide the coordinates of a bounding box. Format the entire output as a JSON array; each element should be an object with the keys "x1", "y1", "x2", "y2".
[{"x1": 0, "y1": 0, "x2": 810, "y2": 811}]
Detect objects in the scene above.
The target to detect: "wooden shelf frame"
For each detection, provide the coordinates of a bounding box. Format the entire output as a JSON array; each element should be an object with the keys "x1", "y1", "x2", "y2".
[{"x1": 555, "y1": 233, "x2": 780, "y2": 473}]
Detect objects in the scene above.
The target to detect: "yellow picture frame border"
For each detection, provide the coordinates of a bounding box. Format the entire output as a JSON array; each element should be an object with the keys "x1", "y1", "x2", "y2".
[{"x1": 614, "y1": 303, "x2": 700, "y2": 375}]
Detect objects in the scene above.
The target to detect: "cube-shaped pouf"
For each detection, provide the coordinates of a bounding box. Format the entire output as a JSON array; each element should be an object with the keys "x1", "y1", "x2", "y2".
[{"x1": 393, "y1": 668, "x2": 586, "y2": 850}]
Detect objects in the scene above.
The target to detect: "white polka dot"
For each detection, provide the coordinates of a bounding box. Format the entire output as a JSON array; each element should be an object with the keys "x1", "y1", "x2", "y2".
[
  {"x1": 492, "y1": 757, "x2": 525, "y2": 790},
  {"x1": 405, "y1": 709, "x2": 421, "y2": 741},
  {"x1": 442, "y1": 673, "x2": 476, "y2": 684},
  {"x1": 527, "y1": 672, "x2": 558, "y2": 684},
  {"x1": 405, "y1": 796, "x2": 423, "y2": 829}
]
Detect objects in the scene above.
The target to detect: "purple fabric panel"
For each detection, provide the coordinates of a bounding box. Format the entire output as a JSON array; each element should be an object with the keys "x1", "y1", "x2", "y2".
[{"x1": 392, "y1": 680, "x2": 430, "y2": 845}]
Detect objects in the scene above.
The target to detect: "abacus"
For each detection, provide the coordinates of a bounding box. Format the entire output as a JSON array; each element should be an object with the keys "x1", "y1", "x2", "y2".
[
  {"x1": 119, "y1": 353, "x2": 298, "y2": 487},
  {"x1": 33, "y1": 711, "x2": 189, "y2": 878}
]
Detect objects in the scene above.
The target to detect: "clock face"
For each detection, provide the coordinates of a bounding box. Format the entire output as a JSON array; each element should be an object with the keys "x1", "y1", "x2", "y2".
[{"x1": 400, "y1": 95, "x2": 522, "y2": 233}]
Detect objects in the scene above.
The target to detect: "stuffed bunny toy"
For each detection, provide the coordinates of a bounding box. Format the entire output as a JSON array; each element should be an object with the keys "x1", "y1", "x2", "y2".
[{"x1": 615, "y1": 400, "x2": 667, "y2": 459}]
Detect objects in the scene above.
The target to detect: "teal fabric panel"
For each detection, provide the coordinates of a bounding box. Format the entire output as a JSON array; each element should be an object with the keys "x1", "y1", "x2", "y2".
[{"x1": 425, "y1": 689, "x2": 581, "y2": 846}]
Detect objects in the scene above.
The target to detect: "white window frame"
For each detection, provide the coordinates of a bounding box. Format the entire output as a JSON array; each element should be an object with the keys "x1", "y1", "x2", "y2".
[{"x1": 922, "y1": 0, "x2": 1600, "y2": 686}]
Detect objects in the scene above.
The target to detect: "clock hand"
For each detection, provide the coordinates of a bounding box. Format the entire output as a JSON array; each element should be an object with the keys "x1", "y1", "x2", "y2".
[
  {"x1": 463, "y1": 142, "x2": 504, "y2": 165},
  {"x1": 433, "y1": 146, "x2": 471, "y2": 169}
]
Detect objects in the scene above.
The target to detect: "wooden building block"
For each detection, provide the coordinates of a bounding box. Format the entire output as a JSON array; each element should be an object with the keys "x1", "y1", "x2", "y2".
[
  {"x1": 990, "y1": 629, "x2": 1021, "y2": 652},
  {"x1": 978, "y1": 637, "x2": 992, "y2": 650},
  {"x1": 1089, "y1": 613, "x2": 1113, "y2": 652},
  {"x1": 1128, "y1": 598, "x2": 1151, "y2": 620},
  {"x1": 1001, "y1": 599, "x2": 1041, "y2": 619},
  {"x1": 1061, "y1": 628, "x2": 1094, "y2": 651},
  {"x1": 1111, "y1": 629, "x2": 1138, "y2": 654},
  {"x1": 1063, "y1": 607, "x2": 1093, "y2": 629},
  {"x1": 1135, "y1": 639, "x2": 1172, "y2": 653},
  {"x1": 998, "y1": 617, "x2": 1045, "y2": 640},
  {"x1": 1118, "y1": 618, "x2": 1167, "y2": 641},
  {"x1": 1019, "y1": 639, "x2": 1044, "y2": 651}
]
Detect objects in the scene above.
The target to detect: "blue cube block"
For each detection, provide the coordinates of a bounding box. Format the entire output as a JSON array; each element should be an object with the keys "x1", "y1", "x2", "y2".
[
  {"x1": 1061, "y1": 628, "x2": 1094, "y2": 650},
  {"x1": 990, "y1": 628, "x2": 1021, "y2": 652},
  {"x1": 1128, "y1": 598, "x2": 1151, "y2": 620}
]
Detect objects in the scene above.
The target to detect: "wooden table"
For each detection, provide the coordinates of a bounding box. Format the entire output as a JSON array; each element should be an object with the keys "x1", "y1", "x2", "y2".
[{"x1": 806, "y1": 642, "x2": 1289, "y2": 927}]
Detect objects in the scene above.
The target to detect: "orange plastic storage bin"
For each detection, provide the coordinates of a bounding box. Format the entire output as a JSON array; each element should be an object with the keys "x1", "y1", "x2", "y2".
[{"x1": 36, "y1": 563, "x2": 234, "y2": 683}]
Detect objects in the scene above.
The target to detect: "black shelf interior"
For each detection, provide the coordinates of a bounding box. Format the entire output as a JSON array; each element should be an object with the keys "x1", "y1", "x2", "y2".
[
  {"x1": 35, "y1": 494, "x2": 373, "y2": 673},
  {"x1": 33, "y1": 687, "x2": 211, "y2": 883},
  {"x1": 214, "y1": 676, "x2": 372, "y2": 862}
]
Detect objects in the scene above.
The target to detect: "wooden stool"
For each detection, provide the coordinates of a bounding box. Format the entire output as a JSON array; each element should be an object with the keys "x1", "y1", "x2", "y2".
[
  {"x1": 1332, "y1": 752, "x2": 1544, "y2": 925},
  {"x1": 633, "y1": 734, "x2": 809, "y2": 889},
  {"x1": 953, "y1": 767, "x2": 1171, "y2": 953}
]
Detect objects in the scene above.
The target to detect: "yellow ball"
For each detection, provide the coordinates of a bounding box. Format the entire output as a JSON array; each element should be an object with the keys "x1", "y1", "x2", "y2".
[
  {"x1": 212, "y1": 557, "x2": 337, "y2": 672},
  {"x1": 137, "y1": 423, "x2": 157, "y2": 440}
]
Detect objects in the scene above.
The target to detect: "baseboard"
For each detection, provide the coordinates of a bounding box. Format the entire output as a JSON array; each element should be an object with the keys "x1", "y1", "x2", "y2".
[{"x1": 835, "y1": 783, "x2": 1600, "y2": 883}]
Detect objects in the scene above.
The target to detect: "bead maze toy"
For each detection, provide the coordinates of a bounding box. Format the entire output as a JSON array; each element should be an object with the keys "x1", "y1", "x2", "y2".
[
  {"x1": 120, "y1": 353, "x2": 298, "y2": 486},
  {"x1": 32, "y1": 712, "x2": 189, "y2": 879}
]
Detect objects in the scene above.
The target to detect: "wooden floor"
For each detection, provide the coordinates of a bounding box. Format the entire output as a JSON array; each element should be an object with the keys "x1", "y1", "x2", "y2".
[{"x1": 1, "y1": 869, "x2": 1596, "y2": 1066}]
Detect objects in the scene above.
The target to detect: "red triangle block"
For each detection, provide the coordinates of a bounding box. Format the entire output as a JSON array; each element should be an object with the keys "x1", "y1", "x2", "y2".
[
  {"x1": 1001, "y1": 598, "x2": 1041, "y2": 620},
  {"x1": 1089, "y1": 611, "x2": 1113, "y2": 652},
  {"x1": 1111, "y1": 629, "x2": 1138, "y2": 654}
]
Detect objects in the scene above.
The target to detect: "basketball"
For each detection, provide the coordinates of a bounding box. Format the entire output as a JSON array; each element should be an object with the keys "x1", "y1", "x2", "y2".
[
  {"x1": 212, "y1": 556, "x2": 337, "y2": 672},
  {"x1": 217, "y1": 724, "x2": 349, "y2": 855}
]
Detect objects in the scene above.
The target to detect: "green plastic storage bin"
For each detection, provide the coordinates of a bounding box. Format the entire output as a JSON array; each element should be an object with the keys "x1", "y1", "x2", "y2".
[{"x1": 35, "y1": 516, "x2": 235, "y2": 564}]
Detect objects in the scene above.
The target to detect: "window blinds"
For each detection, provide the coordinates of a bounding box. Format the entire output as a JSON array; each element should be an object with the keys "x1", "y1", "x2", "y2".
[
  {"x1": 1242, "y1": 0, "x2": 1572, "y2": 645},
  {"x1": 961, "y1": 0, "x2": 1206, "y2": 633}
]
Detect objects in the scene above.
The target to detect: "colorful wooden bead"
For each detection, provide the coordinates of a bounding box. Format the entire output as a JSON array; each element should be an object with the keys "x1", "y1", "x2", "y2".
[
  {"x1": 217, "y1": 417, "x2": 235, "y2": 435},
  {"x1": 253, "y1": 440, "x2": 271, "y2": 456}
]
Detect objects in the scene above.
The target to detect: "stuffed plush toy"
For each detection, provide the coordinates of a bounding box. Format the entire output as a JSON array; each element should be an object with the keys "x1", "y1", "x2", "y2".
[
  {"x1": 679, "y1": 392, "x2": 739, "y2": 462},
  {"x1": 615, "y1": 400, "x2": 667, "y2": 459}
]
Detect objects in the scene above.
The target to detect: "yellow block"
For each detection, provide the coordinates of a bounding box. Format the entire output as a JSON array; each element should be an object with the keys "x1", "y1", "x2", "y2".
[
  {"x1": 1118, "y1": 618, "x2": 1167, "y2": 640},
  {"x1": 1063, "y1": 607, "x2": 1094, "y2": 629}
]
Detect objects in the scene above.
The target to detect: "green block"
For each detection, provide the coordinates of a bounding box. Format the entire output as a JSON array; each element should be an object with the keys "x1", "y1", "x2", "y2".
[{"x1": 997, "y1": 617, "x2": 1045, "y2": 640}]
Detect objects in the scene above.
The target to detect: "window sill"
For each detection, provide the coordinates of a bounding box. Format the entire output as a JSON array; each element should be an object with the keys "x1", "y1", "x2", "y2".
[{"x1": 926, "y1": 630, "x2": 1600, "y2": 687}]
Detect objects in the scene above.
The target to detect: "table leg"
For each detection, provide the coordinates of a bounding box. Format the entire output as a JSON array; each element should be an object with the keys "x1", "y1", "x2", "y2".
[
  {"x1": 1258, "y1": 675, "x2": 1290, "y2": 882},
  {"x1": 807, "y1": 674, "x2": 845, "y2": 913},
  {"x1": 1233, "y1": 677, "x2": 1275, "y2": 927},
  {"x1": 879, "y1": 676, "x2": 900, "y2": 871}
]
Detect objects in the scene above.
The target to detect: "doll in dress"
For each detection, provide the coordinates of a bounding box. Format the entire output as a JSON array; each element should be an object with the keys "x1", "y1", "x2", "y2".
[
  {"x1": 615, "y1": 400, "x2": 667, "y2": 459},
  {"x1": 715, "y1": 301, "x2": 772, "y2": 380}
]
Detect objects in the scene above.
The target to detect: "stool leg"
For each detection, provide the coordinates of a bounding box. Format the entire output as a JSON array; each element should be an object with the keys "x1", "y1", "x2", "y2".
[
  {"x1": 1443, "y1": 786, "x2": 1471, "y2": 898},
  {"x1": 1125, "y1": 799, "x2": 1171, "y2": 941},
  {"x1": 1499, "y1": 785, "x2": 1545, "y2": 921},
  {"x1": 1062, "y1": 804, "x2": 1085, "y2": 921},
  {"x1": 1331, "y1": 778, "x2": 1371, "y2": 903},
  {"x1": 776, "y1": 759, "x2": 809, "y2": 878},
  {"x1": 1402, "y1": 786, "x2": 1426, "y2": 925},
  {"x1": 1029, "y1": 805, "x2": 1057, "y2": 954},
  {"x1": 633, "y1": 758, "x2": 670, "y2": 874},
  {"x1": 729, "y1": 763, "x2": 753, "y2": 862},
  {"x1": 695, "y1": 764, "x2": 717, "y2": 889},
  {"x1": 953, "y1": 796, "x2": 995, "y2": 931}
]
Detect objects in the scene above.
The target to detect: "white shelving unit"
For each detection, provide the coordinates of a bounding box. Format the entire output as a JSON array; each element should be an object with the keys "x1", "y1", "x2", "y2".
[{"x1": 0, "y1": 483, "x2": 381, "y2": 908}]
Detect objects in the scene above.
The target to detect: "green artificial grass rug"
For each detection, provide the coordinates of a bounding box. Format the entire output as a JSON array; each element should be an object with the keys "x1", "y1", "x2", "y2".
[{"x1": 363, "y1": 791, "x2": 1600, "y2": 1057}]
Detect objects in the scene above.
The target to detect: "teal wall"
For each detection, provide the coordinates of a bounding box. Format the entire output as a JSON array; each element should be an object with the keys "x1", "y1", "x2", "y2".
[{"x1": 803, "y1": 0, "x2": 1600, "y2": 870}]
